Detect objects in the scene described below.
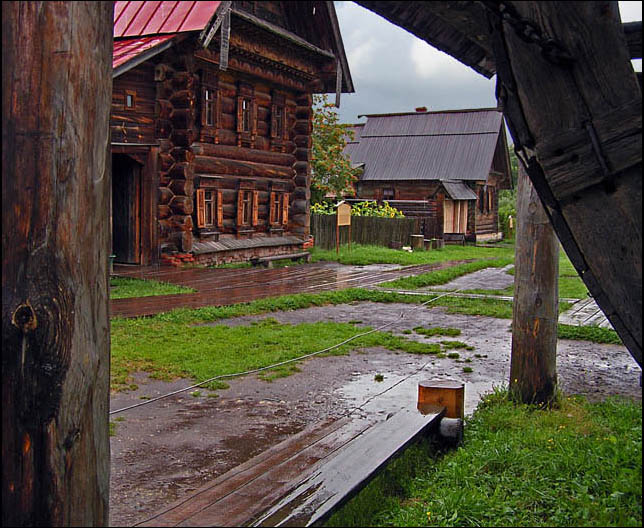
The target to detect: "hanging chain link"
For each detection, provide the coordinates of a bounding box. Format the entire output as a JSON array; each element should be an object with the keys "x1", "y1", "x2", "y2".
[{"x1": 482, "y1": 1, "x2": 576, "y2": 66}]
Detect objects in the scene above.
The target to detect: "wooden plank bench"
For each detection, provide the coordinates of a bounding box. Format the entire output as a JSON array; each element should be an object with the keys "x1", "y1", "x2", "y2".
[
  {"x1": 250, "y1": 251, "x2": 311, "y2": 268},
  {"x1": 137, "y1": 408, "x2": 446, "y2": 527}
]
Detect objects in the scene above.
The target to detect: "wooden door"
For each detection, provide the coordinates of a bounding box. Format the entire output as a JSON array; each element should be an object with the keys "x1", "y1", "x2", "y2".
[
  {"x1": 112, "y1": 154, "x2": 141, "y2": 264},
  {"x1": 444, "y1": 199, "x2": 467, "y2": 233}
]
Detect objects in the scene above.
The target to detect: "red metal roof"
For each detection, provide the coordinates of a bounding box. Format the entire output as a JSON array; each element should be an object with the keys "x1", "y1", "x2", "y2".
[
  {"x1": 113, "y1": 34, "x2": 176, "y2": 70},
  {"x1": 114, "y1": 1, "x2": 221, "y2": 38}
]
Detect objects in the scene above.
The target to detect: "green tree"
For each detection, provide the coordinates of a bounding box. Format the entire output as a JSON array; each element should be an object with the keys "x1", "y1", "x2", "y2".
[{"x1": 311, "y1": 94, "x2": 362, "y2": 204}]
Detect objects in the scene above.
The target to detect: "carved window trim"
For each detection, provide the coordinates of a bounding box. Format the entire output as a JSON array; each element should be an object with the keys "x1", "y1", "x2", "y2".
[
  {"x1": 200, "y1": 68, "x2": 219, "y2": 141},
  {"x1": 196, "y1": 188, "x2": 223, "y2": 229},
  {"x1": 269, "y1": 191, "x2": 290, "y2": 226},
  {"x1": 270, "y1": 92, "x2": 288, "y2": 152},
  {"x1": 236, "y1": 182, "x2": 258, "y2": 228}
]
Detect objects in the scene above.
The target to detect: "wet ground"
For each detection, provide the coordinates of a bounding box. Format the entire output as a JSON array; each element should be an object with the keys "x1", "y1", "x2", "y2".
[{"x1": 109, "y1": 301, "x2": 641, "y2": 526}]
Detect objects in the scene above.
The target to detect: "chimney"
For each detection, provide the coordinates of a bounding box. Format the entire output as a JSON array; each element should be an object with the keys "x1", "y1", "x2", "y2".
[{"x1": 415, "y1": 106, "x2": 428, "y2": 112}]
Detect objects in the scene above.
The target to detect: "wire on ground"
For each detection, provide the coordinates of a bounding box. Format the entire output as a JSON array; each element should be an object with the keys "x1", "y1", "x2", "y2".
[{"x1": 109, "y1": 288, "x2": 465, "y2": 416}]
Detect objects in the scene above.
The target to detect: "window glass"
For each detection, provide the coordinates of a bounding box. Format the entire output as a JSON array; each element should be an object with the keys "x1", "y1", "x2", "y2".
[
  {"x1": 204, "y1": 89, "x2": 215, "y2": 126},
  {"x1": 242, "y1": 98, "x2": 251, "y2": 132}
]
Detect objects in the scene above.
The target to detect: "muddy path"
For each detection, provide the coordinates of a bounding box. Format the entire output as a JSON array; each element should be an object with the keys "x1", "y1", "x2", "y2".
[{"x1": 108, "y1": 302, "x2": 641, "y2": 526}]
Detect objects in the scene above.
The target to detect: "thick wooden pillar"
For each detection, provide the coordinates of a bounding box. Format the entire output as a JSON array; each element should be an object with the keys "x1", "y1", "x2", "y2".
[
  {"x1": 510, "y1": 165, "x2": 559, "y2": 405},
  {"x1": 2, "y1": 2, "x2": 113, "y2": 525},
  {"x1": 491, "y1": 1, "x2": 641, "y2": 366}
]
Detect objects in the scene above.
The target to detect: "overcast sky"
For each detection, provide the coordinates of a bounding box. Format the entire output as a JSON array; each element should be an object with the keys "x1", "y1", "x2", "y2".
[{"x1": 334, "y1": 1, "x2": 642, "y2": 125}]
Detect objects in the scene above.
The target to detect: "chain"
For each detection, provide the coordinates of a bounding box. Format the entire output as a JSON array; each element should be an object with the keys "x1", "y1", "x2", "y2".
[{"x1": 482, "y1": 1, "x2": 575, "y2": 66}]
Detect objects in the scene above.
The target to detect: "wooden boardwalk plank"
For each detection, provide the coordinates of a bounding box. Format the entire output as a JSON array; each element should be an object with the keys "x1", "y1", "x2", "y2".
[
  {"x1": 136, "y1": 408, "x2": 444, "y2": 527},
  {"x1": 251, "y1": 408, "x2": 445, "y2": 527},
  {"x1": 110, "y1": 261, "x2": 471, "y2": 318}
]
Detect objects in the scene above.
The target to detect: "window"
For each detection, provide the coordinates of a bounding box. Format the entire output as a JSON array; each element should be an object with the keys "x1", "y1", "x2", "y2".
[
  {"x1": 204, "y1": 89, "x2": 215, "y2": 126},
  {"x1": 196, "y1": 189, "x2": 222, "y2": 229},
  {"x1": 271, "y1": 104, "x2": 285, "y2": 139},
  {"x1": 125, "y1": 90, "x2": 136, "y2": 110},
  {"x1": 382, "y1": 188, "x2": 395, "y2": 200},
  {"x1": 269, "y1": 192, "x2": 289, "y2": 226},
  {"x1": 479, "y1": 187, "x2": 485, "y2": 213},
  {"x1": 241, "y1": 98, "x2": 251, "y2": 132},
  {"x1": 237, "y1": 188, "x2": 259, "y2": 227},
  {"x1": 274, "y1": 106, "x2": 283, "y2": 138}
]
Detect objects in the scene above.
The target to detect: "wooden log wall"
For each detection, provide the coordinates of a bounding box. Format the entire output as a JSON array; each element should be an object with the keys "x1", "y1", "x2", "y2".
[
  {"x1": 148, "y1": 35, "x2": 318, "y2": 251},
  {"x1": 2, "y1": 2, "x2": 113, "y2": 525},
  {"x1": 111, "y1": 61, "x2": 156, "y2": 144},
  {"x1": 154, "y1": 47, "x2": 199, "y2": 252}
]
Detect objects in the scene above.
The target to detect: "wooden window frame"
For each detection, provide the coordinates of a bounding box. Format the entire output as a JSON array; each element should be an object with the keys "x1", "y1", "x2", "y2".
[
  {"x1": 204, "y1": 88, "x2": 216, "y2": 127},
  {"x1": 382, "y1": 188, "x2": 395, "y2": 201},
  {"x1": 196, "y1": 188, "x2": 223, "y2": 229},
  {"x1": 269, "y1": 191, "x2": 290, "y2": 226},
  {"x1": 236, "y1": 187, "x2": 259, "y2": 227},
  {"x1": 124, "y1": 90, "x2": 136, "y2": 110}
]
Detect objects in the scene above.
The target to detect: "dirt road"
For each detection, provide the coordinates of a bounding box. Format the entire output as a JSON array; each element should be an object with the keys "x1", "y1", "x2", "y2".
[{"x1": 109, "y1": 302, "x2": 641, "y2": 526}]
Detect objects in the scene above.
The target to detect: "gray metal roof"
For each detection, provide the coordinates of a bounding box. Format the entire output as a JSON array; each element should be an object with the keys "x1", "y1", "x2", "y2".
[
  {"x1": 442, "y1": 181, "x2": 477, "y2": 200},
  {"x1": 345, "y1": 109, "x2": 504, "y2": 182}
]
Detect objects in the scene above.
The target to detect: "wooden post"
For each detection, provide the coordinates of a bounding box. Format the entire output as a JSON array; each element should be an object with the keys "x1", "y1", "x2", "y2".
[
  {"x1": 417, "y1": 380, "x2": 464, "y2": 419},
  {"x1": 492, "y1": 1, "x2": 642, "y2": 366},
  {"x1": 510, "y1": 165, "x2": 559, "y2": 405},
  {"x1": 2, "y1": 2, "x2": 113, "y2": 526}
]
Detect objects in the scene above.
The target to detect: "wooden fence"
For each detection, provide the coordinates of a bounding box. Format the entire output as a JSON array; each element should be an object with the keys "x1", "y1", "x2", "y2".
[{"x1": 310, "y1": 213, "x2": 420, "y2": 250}]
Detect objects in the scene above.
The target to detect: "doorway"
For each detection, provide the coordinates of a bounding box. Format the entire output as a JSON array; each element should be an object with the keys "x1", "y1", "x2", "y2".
[{"x1": 112, "y1": 154, "x2": 142, "y2": 264}]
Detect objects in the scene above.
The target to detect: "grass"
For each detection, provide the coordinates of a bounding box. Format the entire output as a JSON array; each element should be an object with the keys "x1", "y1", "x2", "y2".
[
  {"x1": 310, "y1": 243, "x2": 515, "y2": 267},
  {"x1": 378, "y1": 258, "x2": 515, "y2": 290},
  {"x1": 110, "y1": 287, "x2": 622, "y2": 391},
  {"x1": 325, "y1": 390, "x2": 642, "y2": 527},
  {"x1": 110, "y1": 276, "x2": 195, "y2": 299},
  {"x1": 110, "y1": 315, "x2": 449, "y2": 391}
]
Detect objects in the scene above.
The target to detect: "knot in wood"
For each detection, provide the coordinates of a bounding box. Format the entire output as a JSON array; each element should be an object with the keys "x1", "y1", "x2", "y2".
[{"x1": 11, "y1": 303, "x2": 38, "y2": 332}]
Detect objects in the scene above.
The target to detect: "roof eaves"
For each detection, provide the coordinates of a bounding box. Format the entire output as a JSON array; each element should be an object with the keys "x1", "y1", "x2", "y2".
[
  {"x1": 324, "y1": 1, "x2": 354, "y2": 93},
  {"x1": 113, "y1": 35, "x2": 179, "y2": 78}
]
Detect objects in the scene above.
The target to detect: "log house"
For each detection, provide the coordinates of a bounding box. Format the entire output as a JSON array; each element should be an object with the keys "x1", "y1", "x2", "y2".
[
  {"x1": 111, "y1": 1, "x2": 353, "y2": 265},
  {"x1": 345, "y1": 108, "x2": 513, "y2": 242}
]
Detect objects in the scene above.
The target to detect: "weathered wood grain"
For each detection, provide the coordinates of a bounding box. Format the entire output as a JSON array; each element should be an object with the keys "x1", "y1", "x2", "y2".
[
  {"x1": 510, "y1": 165, "x2": 559, "y2": 405},
  {"x1": 2, "y1": 2, "x2": 113, "y2": 525},
  {"x1": 499, "y1": 1, "x2": 641, "y2": 365}
]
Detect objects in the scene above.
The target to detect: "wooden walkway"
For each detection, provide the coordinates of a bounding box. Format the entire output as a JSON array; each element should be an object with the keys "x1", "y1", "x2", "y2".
[
  {"x1": 110, "y1": 261, "x2": 466, "y2": 318},
  {"x1": 558, "y1": 297, "x2": 614, "y2": 329},
  {"x1": 136, "y1": 408, "x2": 444, "y2": 527}
]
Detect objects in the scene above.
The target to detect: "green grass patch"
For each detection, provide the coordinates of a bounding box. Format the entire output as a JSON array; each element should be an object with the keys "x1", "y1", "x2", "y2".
[
  {"x1": 310, "y1": 243, "x2": 514, "y2": 267},
  {"x1": 379, "y1": 258, "x2": 514, "y2": 290},
  {"x1": 326, "y1": 391, "x2": 642, "y2": 527},
  {"x1": 441, "y1": 341, "x2": 475, "y2": 351},
  {"x1": 462, "y1": 366, "x2": 474, "y2": 373},
  {"x1": 558, "y1": 324, "x2": 623, "y2": 345},
  {"x1": 110, "y1": 276, "x2": 195, "y2": 299},
  {"x1": 413, "y1": 326, "x2": 461, "y2": 337},
  {"x1": 110, "y1": 289, "x2": 614, "y2": 392},
  {"x1": 110, "y1": 315, "x2": 443, "y2": 391}
]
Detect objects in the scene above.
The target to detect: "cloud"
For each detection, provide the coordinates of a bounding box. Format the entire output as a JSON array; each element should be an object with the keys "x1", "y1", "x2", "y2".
[{"x1": 410, "y1": 39, "x2": 473, "y2": 81}]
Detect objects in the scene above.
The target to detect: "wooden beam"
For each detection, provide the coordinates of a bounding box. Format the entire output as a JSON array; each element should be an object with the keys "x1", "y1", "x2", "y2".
[
  {"x1": 2, "y1": 2, "x2": 113, "y2": 525},
  {"x1": 491, "y1": 1, "x2": 641, "y2": 366},
  {"x1": 510, "y1": 165, "x2": 559, "y2": 405},
  {"x1": 623, "y1": 21, "x2": 642, "y2": 59}
]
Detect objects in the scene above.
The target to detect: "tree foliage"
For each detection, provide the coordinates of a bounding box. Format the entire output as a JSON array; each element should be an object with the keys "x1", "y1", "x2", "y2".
[{"x1": 311, "y1": 94, "x2": 362, "y2": 204}]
